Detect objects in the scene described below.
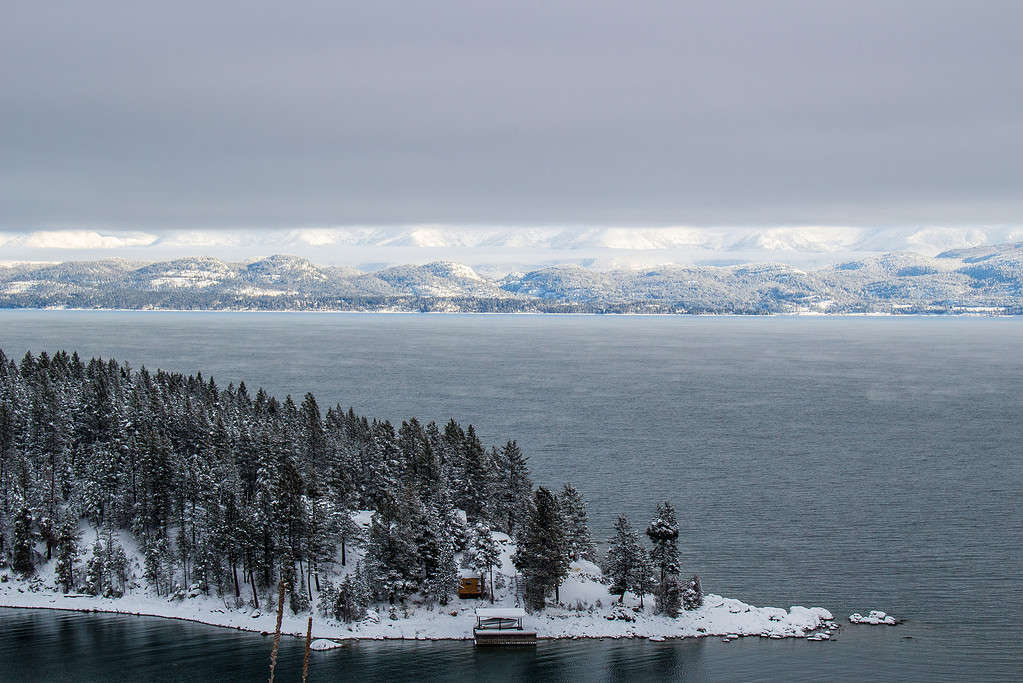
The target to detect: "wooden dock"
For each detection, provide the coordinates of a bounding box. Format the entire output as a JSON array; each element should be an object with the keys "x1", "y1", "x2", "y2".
[
  {"x1": 473, "y1": 629, "x2": 537, "y2": 646},
  {"x1": 472, "y1": 607, "x2": 536, "y2": 647}
]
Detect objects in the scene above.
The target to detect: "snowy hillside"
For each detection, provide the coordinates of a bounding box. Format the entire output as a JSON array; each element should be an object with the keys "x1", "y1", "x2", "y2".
[{"x1": 2, "y1": 244, "x2": 1023, "y2": 312}]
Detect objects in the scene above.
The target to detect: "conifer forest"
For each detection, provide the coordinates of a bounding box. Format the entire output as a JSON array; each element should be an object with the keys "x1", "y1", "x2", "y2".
[{"x1": 0, "y1": 348, "x2": 705, "y2": 622}]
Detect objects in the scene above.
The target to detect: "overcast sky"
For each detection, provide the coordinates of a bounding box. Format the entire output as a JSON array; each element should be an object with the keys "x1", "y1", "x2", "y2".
[{"x1": 3, "y1": 0, "x2": 1022, "y2": 235}]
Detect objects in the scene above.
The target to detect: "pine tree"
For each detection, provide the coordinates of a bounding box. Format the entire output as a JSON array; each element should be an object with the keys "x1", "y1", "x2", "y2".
[
  {"x1": 465, "y1": 522, "x2": 502, "y2": 603},
  {"x1": 352, "y1": 562, "x2": 371, "y2": 616},
  {"x1": 336, "y1": 574, "x2": 361, "y2": 622},
  {"x1": 12, "y1": 504, "x2": 34, "y2": 575},
  {"x1": 655, "y1": 574, "x2": 682, "y2": 618},
  {"x1": 143, "y1": 533, "x2": 171, "y2": 596},
  {"x1": 635, "y1": 553, "x2": 657, "y2": 609},
  {"x1": 604, "y1": 515, "x2": 646, "y2": 603},
  {"x1": 84, "y1": 539, "x2": 106, "y2": 596},
  {"x1": 418, "y1": 502, "x2": 460, "y2": 606},
  {"x1": 645, "y1": 502, "x2": 681, "y2": 584},
  {"x1": 455, "y1": 426, "x2": 490, "y2": 521},
  {"x1": 559, "y1": 483, "x2": 595, "y2": 562},
  {"x1": 512, "y1": 487, "x2": 568, "y2": 611},
  {"x1": 682, "y1": 574, "x2": 703, "y2": 610},
  {"x1": 54, "y1": 514, "x2": 80, "y2": 593},
  {"x1": 105, "y1": 532, "x2": 129, "y2": 597},
  {"x1": 365, "y1": 510, "x2": 421, "y2": 605},
  {"x1": 336, "y1": 507, "x2": 363, "y2": 567},
  {"x1": 490, "y1": 441, "x2": 532, "y2": 536}
]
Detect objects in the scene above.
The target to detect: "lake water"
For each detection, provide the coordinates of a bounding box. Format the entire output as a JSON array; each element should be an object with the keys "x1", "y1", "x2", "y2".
[{"x1": 1, "y1": 311, "x2": 1021, "y2": 681}]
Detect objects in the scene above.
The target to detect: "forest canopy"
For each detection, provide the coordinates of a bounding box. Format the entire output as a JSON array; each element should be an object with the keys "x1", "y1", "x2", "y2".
[{"x1": 0, "y1": 348, "x2": 548, "y2": 611}]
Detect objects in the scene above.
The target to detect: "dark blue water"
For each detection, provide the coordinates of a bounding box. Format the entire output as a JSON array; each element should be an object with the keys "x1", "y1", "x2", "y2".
[{"x1": 1, "y1": 311, "x2": 1020, "y2": 681}]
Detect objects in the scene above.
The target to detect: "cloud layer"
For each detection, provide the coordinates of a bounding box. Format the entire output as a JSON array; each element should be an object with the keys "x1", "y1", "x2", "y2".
[
  {"x1": 3, "y1": 226, "x2": 1022, "y2": 273},
  {"x1": 2, "y1": 1, "x2": 1022, "y2": 229}
]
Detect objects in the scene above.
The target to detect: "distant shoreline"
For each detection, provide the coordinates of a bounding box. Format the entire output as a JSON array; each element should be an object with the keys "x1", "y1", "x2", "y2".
[{"x1": 0, "y1": 307, "x2": 1018, "y2": 318}]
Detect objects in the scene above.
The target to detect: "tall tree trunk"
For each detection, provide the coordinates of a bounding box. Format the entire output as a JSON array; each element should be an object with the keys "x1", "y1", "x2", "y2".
[
  {"x1": 302, "y1": 616, "x2": 313, "y2": 683},
  {"x1": 268, "y1": 580, "x2": 286, "y2": 683},
  {"x1": 247, "y1": 552, "x2": 259, "y2": 609}
]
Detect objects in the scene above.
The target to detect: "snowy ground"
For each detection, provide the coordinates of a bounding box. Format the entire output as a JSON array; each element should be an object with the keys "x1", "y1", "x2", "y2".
[{"x1": 0, "y1": 522, "x2": 837, "y2": 644}]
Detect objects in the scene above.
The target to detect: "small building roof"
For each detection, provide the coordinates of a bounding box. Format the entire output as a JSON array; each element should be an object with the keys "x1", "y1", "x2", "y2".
[{"x1": 475, "y1": 608, "x2": 526, "y2": 618}]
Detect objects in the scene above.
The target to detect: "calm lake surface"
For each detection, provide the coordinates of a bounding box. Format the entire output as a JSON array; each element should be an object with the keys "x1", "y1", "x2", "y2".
[{"x1": 1, "y1": 311, "x2": 1021, "y2": 681}]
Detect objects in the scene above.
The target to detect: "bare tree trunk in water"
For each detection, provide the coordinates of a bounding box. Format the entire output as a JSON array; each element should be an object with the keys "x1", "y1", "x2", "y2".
[
  {"x1": 302, "y1": 616, "x2": 313, "y2": 683},
  {"x1": 268, "y1": 580, "x2": 286, "y2": 683}
]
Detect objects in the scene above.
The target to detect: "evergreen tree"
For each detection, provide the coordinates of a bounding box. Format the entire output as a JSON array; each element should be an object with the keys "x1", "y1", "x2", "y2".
[
  {"x1": 364, "y1": 511, "x2": 421, "y2": 604},
  {"x1": 512, "y1": 487, "x2": 568, "y2": 611},
  {"x1": 336, "y1": 507, "x2": 363, "y2": 567},
  {"x1": 335, "y1": 573, "x2": 362, "y2": 622},
  {"x1": 54, "y1": 513, "x2": 80, "y2": 593},
  {"x1": 455, "y1": 426, "x2": 490, "y2": 521},
  {"x1": 491, "y1": 441, "x2": 532, "y2": 536},
  {"x1": 12, "y1": 504, "x2": 34, "y2": 575},
  {"x1": 465, "y1": 522, "x2": 502, "y2": 603},
  {"x1": 143, "y1": 533, "x2": 171, "y2": 596},
  {"x1": 655, "y1": 574, "x2": 682, "y2": 618},
  {"x1": 635, "y1": 552, "x2": 657, "y2": 609},
  {"x1": 418, "y1": 500, "x2": 460, "y2": 606},
  {"x1": 604, "y1": 515, "x2": 646, "y2": 604},
  {"x1": 559, "y1": 483, "x2": 595, "y2": 562},
  {"x1": 682, "y1": 574, "x2": 703, "y2": 610},
  {"x1": 645, "y1": 501, "x2": 681, "y2": 583},
  {"x1": 84, "y1": 539, "x2": 106, "y2": 596}
]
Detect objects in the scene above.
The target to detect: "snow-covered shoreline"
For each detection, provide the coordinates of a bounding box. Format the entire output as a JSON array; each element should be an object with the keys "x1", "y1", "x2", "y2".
[
  {"x1": 1, "y1": 516, "x2": 836, "y2": 644},
  {"x1": 0, "y1": 582, "x2": 835, "y2": 643}
]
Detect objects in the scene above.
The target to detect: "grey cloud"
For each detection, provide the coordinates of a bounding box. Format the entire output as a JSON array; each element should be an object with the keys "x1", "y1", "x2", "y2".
[{"x1": 2, "y1": 0, "x2": 1022, "y2": 229}]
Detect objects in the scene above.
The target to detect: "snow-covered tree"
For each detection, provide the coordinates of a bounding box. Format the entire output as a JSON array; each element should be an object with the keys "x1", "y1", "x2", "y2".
[
  {"x1": 84, "y1": 529, "x2": 129, "y2": 597},
  {"x1": 418, "y1": 503, "x2": 460, "y2": 606},
  {"x1": 465, "y1": 522, "x2": 502, "y2": 603},
  {"x1": 490, "y1": 441, "x2": 532, "y2": 536},
  {"x1": 11, "y1": 505, "x2": 34, "y2": 575},
  {"x1": 54, "y1": 514, "x2": 80, "y2": 592},
  {"x1": 604, "y1": 515, "x2": 647, "y2": 604},
  {"x1": 323, "y1": 562, "x2": 371, "y2": 623},
  {"x1": 682, "y1": 574, "x2": 703, "y2": 610},
  {"x1": 512, "y1": 487, "x2": 568, "y2": 611},
  {"x1": 655, "y1": 574, "x2": 682, "y2": 617},
  {"x1": 645, "y1": 501, "x2": 680, "y2": 583},
  {"x1": 559, "y1": 483, "x2": 595, "y2": 562},
  {"x1": 365, "y1": 510, "x2": 421, "y2": 605}
]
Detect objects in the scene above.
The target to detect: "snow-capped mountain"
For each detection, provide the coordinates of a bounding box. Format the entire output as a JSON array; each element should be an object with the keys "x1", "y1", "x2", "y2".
[{"x1": 2, "y1": 245, "x2": 1022, "y2": 313}]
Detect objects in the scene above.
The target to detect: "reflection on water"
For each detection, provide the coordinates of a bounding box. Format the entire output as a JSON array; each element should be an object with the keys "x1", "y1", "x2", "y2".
[{"x1": 0, "y1": 608, "x2": 948, "y2": 682}]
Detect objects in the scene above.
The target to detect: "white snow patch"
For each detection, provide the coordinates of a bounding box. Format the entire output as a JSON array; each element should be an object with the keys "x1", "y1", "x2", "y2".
[{"x1": 849, "y1": 610, "x2": 897, "y2": 625}]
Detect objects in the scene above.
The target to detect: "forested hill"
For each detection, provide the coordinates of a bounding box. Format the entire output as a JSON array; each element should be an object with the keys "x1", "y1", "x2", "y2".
[
  {"x1": 2, "y1": 243, "x2": 1023, "y2": 313},
  {"x1": 0, "y1": 348, "x2": 578, "y2": 611}
]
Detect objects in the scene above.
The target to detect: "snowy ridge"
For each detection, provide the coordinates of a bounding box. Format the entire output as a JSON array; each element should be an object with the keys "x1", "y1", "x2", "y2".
[{"x1": 3, "y1": 243, "x2": 1023, "y2": 312}]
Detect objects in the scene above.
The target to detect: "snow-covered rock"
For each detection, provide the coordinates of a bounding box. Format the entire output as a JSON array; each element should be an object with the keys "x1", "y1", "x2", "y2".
[{"x1": 849, "y1": 610, "x2": 898, "y2": 625}]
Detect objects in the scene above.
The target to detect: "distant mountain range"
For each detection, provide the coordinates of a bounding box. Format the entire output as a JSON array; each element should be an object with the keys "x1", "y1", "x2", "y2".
[{"x1": 2, "y1": 244, "x2": 1022, "y2": 314}]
